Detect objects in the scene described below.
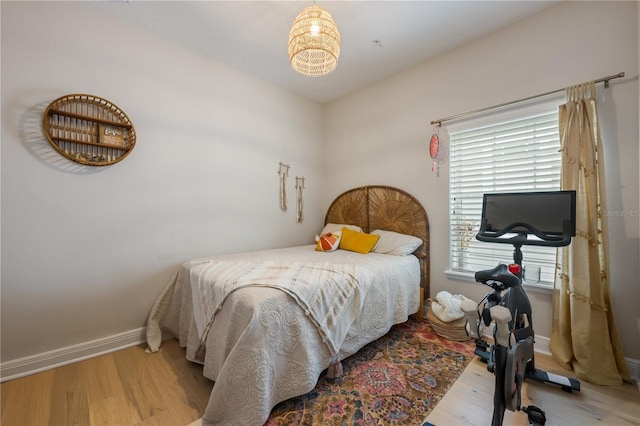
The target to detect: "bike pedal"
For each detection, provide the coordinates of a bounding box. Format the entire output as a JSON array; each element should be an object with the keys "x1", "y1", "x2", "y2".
[{"x1": 523, "y1": 405, "x2": 546, "y2": 426}]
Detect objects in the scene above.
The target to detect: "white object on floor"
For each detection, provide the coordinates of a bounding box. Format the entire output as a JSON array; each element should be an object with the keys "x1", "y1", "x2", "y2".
[{"x1": 431, "y1": 291, "x2": 472, "y2": 322}]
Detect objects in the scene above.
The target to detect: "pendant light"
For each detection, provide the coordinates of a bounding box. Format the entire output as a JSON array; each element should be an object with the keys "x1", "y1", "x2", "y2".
[{"x1": 288, "y1": 4, "x2": 341, "y2": 77}]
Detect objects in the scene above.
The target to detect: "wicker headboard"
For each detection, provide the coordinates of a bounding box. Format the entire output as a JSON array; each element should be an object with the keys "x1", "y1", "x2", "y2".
[{"x1": 324, "y1": 185, "x2": 430, "y2": 305}]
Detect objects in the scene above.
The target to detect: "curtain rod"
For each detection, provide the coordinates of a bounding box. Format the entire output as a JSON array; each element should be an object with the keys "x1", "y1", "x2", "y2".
[{"x1": 431, "y1": 72, "x2": 625, "y2": 126}]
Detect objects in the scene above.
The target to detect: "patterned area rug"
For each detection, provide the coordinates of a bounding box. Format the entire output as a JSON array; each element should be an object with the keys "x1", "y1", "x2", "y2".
[{"x1": 266, "y1": 318, "x2": 475, "y2": 425}]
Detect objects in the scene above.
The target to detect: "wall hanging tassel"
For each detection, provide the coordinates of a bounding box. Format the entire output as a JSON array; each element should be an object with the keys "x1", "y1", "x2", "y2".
[
  {"x1": 295, "y1": 176, "x2": 305, "y2": 223},
  {"x1": 278, "y1": 162, "x2": 290, "y2": 211},
  {"x1": 428, "y1": 123, "x2": 448, "y2": 175},
  {"x1": 429, "y1": 123, "x2": 440, "y2": 173}
]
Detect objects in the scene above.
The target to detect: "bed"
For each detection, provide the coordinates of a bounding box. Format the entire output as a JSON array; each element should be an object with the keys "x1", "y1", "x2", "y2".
[{"x1": 145, "y1": 185, "x2": 430, "y2": 425}]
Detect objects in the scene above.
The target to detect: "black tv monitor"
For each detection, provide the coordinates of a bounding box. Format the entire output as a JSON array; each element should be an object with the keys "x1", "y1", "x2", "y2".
[{"x1": 479, "y1": 190, "x2": 576, "y2": 238}]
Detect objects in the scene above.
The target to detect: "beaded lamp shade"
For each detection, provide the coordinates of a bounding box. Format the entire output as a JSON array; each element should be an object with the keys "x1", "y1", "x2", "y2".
[{"x1": 288, "y1": 5, "x2": 341, "y2": 77}]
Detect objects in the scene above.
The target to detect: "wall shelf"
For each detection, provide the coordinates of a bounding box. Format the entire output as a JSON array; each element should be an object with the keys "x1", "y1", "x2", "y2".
[{"x1": 43, "y1": 94, "x2": 136, "y2": 166}]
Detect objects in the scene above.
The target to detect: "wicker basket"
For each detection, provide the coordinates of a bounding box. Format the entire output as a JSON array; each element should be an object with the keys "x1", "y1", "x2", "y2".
[{"x1": 427, "y1": 308, "x2": 470, "y2": 341}]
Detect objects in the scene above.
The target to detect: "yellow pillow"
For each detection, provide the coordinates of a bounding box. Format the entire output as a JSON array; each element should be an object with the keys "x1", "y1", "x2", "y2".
[{"x1": 339, "y1": 227, "x2": 380, "y2": 254}]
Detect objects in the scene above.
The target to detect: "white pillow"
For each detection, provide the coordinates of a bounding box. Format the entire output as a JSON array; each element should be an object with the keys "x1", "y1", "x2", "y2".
[
  {"x1": 320, "y1": 223, "x2": 363, "y2": 235},
  {"x1": 371, "y1": 229, "x2": 423, "y2": 256}
]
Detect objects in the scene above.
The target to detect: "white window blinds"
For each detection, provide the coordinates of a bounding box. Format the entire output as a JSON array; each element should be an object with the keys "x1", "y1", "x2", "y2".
[{"x1": 449, "y1": 106, "x2": 561, "y2": 286}]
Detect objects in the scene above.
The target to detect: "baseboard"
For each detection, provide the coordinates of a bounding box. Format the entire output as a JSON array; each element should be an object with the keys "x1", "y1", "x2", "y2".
[
  {"x1": 625, "y1": 357, "x2": 640, "y2": 391},
  {"x1": 533, "y1": 334, "x2": 551, "y2": 355},
  {"x1": 0, "y1": 327, "x2": 146, "y2": 383},
  {"x1": 3, "y1": 323, "x2": 638, "y2": 390}
]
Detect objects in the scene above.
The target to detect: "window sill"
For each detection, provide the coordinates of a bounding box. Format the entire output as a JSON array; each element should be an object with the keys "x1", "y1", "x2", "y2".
[{"x1": 444, "y1": 269, "x2": 553, "y2": 295}]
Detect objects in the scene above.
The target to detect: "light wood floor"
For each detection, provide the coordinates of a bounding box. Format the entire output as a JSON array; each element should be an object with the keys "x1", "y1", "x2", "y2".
[
  {"x1": 1, "y1": 339, "x2": 213, "y2": 426},
  {"x1": 2, "y1": 338, "x2": 639, "y2": 426},
  {"x1": 426, "y1": 351, "x2": 640, "y2": 426}
]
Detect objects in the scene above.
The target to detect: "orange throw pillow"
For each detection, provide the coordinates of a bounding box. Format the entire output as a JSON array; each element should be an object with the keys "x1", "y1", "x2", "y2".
[{"x1": 315, "y1": 232, "x2": 341, "y2": 252}]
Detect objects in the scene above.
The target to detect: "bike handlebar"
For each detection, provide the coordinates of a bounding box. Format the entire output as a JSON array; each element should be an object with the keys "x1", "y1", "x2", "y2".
[{"x1": 476, "y1": 219, "x2": 573, "y2": 248}]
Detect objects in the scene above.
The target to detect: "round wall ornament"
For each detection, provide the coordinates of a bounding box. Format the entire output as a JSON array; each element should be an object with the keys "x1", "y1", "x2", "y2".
[
  {"x1": 428, "y1": 124, "x2": 448, "y2": 172},
  {"x1": 42, "y1": 94, "x2": 136, "y2": 166},
  {"x1": 429, "y1": 133, "x2": 440, "y2": 160}
]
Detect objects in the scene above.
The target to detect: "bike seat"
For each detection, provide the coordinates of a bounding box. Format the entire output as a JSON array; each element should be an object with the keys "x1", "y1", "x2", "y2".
[{"x1": 475, "y1": 263, "x2": 520, "y2": 288}]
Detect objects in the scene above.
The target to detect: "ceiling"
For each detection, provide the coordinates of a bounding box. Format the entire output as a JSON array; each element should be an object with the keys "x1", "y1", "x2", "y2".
[{"x1": 88, "y1": 1, "x2": 559, "y2": 104}]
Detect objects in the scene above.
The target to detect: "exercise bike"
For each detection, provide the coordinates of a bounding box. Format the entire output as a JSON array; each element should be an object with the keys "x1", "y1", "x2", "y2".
[{"x1": 460, "y1": 191, "x2": 581, "y2": 426}]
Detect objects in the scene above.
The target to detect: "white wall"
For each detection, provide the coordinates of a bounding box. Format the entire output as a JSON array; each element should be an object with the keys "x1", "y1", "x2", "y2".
[
  {"x1": 1, "y1": 2, "x2": 326, "y2": 365},
  {"x1": 325, "y1": 1, "x2": 640, "y2": 361},
  {"x1": 2, "y1": 0, "x2": 639, "y2": 379}
]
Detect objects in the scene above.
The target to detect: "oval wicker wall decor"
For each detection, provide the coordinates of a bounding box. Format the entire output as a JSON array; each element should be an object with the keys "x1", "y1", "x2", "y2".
[{"x1": 42, "y1": 94, "x2": 136, "y2": 166}]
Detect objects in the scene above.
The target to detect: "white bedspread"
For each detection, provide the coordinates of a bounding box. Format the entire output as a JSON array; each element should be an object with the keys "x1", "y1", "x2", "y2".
[
  {"x1": 190, "y1": 260, "x2": 373, "y2": 359},
  {"x1": 146, "y1": 245, "x2": 420, "y2": 426}
]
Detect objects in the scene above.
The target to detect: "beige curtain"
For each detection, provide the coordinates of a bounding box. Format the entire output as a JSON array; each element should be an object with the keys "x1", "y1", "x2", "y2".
[{"x1": 550, "y1": 82, "x2": 631, "y2": 385}]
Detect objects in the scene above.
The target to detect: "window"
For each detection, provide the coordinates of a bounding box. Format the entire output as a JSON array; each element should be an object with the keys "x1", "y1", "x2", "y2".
[{"x1": 448, "y1": 100, "x2": 561, "y2": 287}]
